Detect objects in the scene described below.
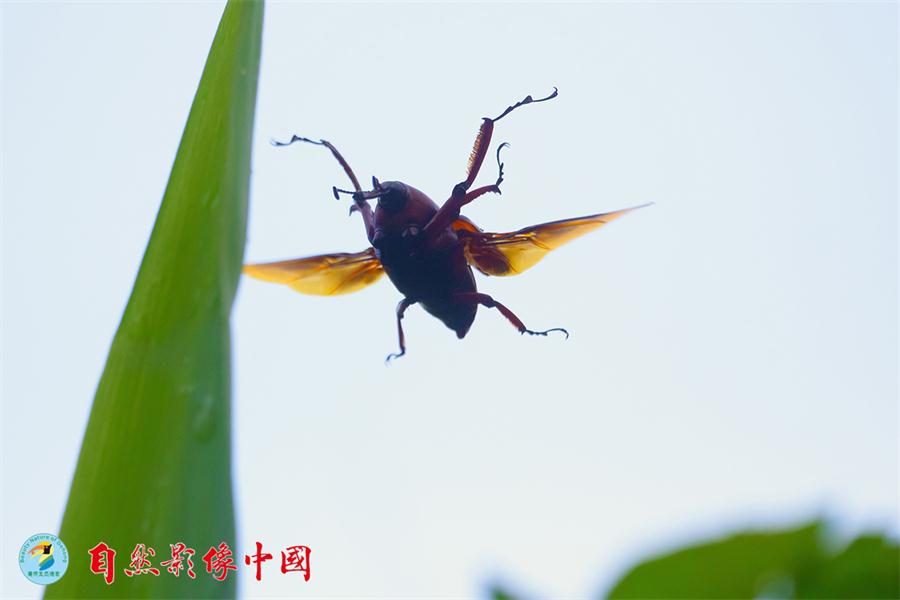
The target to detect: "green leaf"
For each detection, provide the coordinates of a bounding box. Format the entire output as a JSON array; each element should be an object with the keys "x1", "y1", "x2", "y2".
[
  {"x1": 46, "y1": 1, "x2": 263, "y2": 597},
  {"x1": 795, "y1": 534, "x2": 900, "y2": 599},
  {"x1": 489, "y1": 585, "x2": 524, "y2": 600},
  {"x1": 605, "y1": 521, "x2": 900, "y2": 600}
]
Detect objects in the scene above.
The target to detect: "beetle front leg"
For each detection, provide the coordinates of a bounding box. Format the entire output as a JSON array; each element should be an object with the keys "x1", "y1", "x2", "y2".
[
  {"x1": 386, "y1": 298, "x2": 417, "y2": 364},
  {"x1": 454, "y1": 292, "x2": 569, "y2": 338},
  {"x1": 421, "y1": 121, "x2": 501, "y2": 239},
  {"x1": 422, "y1": 88, "x2": 557, "y2": 241},
  {"x1": 348, "y1": 195, "x2": 376, "y2": 243},
  {"x1": 272, "y1": 135, "x2": 376, "y2": 243},
  {"x1": 421, "y1": 143, "x2": 509, "y2": 241}
]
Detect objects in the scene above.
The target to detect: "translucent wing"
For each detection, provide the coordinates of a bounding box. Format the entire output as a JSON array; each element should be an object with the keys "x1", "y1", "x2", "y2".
[
  {"x1": 243, "y1": 247, "x2": 384, "y2": 295},
  {"x1": 459, "y1": 204, "x2": 650, "y2": 277}
]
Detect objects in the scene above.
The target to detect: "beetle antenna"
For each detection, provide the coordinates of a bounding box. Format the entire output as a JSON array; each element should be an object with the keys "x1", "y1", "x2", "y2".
[
  {"x1": 495, "y1": 142, "x2": 510, "y2": 187},
  {"x1": 334, "y1": 186, "x2": 387, "y2": 201},
  {"x1": 332, "y1": 186, "x2": 356, "y2": 199},
  {"x1": 489, "y1": 87, "x2": 558, "y2": 122},
  {"x1": 271, "y1": 135, "x2": 364, "y2": 193}
]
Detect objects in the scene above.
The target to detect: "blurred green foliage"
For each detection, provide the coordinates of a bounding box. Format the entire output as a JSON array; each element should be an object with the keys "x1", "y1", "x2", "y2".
[
  {"x1": 608, "y1": 521, "x2": 899, "y2": 599},
  {"x1": 46, "y1": 1, "x2": 263, "y2": 597},
  {"x1": 491, "y1": 521, "x2": 899, "y2": 600}
]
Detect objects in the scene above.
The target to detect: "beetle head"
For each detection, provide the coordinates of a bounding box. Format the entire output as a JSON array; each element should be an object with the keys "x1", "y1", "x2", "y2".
[{"x1": 374, "y1": 180, "x2": 408, "y2": 214}]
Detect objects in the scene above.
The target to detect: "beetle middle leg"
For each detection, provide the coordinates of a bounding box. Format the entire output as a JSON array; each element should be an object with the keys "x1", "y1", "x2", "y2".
[
  {"x1": 422, "y1": 88, "x2": 558, "y2": 240},
  {"x1": 454, "y1": 292, "x2": 569, "y2": 339},
  {"x1": 386, "y1": 298, "x2": 417, "y2": 364}
]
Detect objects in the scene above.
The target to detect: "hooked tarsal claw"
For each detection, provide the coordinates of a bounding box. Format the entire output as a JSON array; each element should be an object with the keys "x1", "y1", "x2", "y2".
[
  {"x1": 348, "y1": 204, "x2": 360, "y2": 216},
  {"x1": 495, "y1": 142, "x2": 510, "y2": 187},
  {"x1": 385, "y1": 350, "x2": 406, "y2": 365},
  {"x1": 271, "y1": 135, "x2": 321, "y2": 148},
  {"x1": 522, "y1": 327, "x2": 570, "y2": 340}
]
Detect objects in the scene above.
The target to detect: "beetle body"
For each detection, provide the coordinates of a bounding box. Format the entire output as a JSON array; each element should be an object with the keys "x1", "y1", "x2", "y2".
[
  {"x1": 372, "y1": 181, "x2": 477, "y2": 338},
  {"x1": 244, "y1": 89, "x2": 648, "y2": 361}
]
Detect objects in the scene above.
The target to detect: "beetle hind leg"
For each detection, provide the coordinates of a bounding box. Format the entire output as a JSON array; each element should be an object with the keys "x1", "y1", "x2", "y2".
[
  {"x1": 385, "y1": 298, "x2": 416, "y2": 364},
  {"x1": 454, "y1": 292, "x2": 569, "y2": 340}
]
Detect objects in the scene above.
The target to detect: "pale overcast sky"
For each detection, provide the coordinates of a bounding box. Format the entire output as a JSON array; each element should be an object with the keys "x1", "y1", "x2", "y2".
[{"x1": 2, "y1": 2, "x2": 897, "y2": 598}]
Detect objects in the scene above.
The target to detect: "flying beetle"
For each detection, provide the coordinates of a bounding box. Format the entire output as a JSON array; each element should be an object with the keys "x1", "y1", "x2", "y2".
[{"x1": 244, "y1": 88, "x2": 648, "y2": 362}]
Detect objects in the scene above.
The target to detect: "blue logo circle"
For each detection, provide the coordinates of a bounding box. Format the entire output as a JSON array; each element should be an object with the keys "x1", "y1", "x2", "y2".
[{"x1": 18, "y1": 533, "x2": 68, "y2": 585}]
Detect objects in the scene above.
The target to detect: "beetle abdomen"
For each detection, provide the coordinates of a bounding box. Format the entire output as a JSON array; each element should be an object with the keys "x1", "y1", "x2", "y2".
[
  {"x1": 421, "y1": 299, "x2": 477, "y2": 338},
  {"x1": 379, "y1": 241, "x2": 478, "y2": 337}
]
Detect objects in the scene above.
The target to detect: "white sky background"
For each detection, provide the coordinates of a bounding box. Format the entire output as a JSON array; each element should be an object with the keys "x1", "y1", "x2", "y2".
[{"x1": 1, "y1": 2, "x2": 897, "y2": 598}]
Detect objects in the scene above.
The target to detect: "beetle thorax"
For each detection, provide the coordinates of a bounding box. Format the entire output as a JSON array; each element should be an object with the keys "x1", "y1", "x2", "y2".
[{"x1": 372, "y1": 181, "x2": 441, "y2": 240}]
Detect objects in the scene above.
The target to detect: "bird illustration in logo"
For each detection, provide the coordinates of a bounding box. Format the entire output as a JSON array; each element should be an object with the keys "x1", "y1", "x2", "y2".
[{"x1": 29, "y1": 542, "x2": 54, "y2": 571}]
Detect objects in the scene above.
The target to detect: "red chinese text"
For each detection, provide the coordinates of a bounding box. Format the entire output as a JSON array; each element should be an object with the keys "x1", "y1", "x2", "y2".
[
  {"x1": 281, "y1": 545, "x2": 312, "y2": 581},
  {"x1": 244, "y1": 541, "x2": 274, "y2": 582},
  {"x1": 203, "y1": 541, "x2": 238, "y2": 582},
  {"x1": 160, "y1": 542, "x2": 196, "y2": 579},
  {"x1": 124, "y1": 543, "x2": 160, "y2": 577},
  {"x1": 88, "y1": 542, "x2": 117, "y2": 585}
]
